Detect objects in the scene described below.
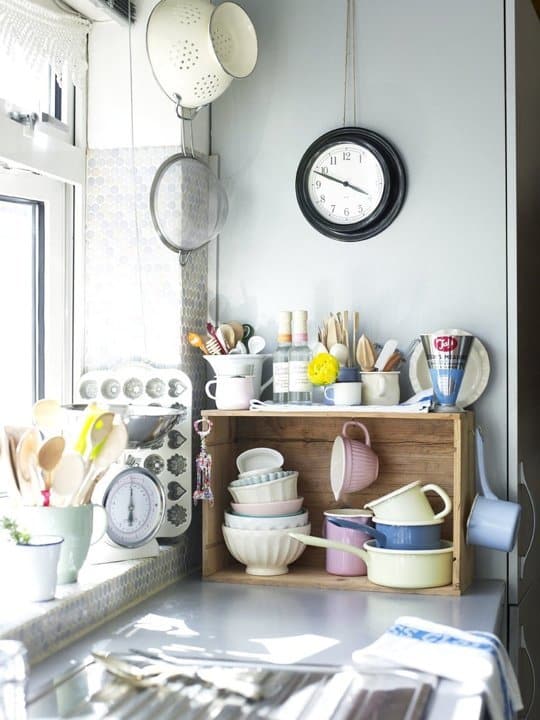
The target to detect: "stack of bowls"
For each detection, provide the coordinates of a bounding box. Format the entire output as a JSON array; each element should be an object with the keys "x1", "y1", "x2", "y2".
[{"x1": 222, "y1": 447, "x2": 310, "y2": 575}]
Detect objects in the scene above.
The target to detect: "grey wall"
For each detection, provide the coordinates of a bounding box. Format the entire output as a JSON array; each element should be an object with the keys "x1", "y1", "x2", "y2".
[{"x1": 212, "y1": 0, "x2": 509, "y2": 579}]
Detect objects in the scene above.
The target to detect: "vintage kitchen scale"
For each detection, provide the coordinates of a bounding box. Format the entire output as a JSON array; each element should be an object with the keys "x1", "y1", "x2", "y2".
[{"x1": 72, "y1": 365, "x2": 192, "y2": 564}]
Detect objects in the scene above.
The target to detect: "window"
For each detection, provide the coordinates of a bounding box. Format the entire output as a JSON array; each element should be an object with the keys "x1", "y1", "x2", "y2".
[
  {"x1": 0, "y1": 170, "x2": 71, "y2": 427},
  {"x1": 0, "y1": 1, "x2": 86, "y2": 448}
]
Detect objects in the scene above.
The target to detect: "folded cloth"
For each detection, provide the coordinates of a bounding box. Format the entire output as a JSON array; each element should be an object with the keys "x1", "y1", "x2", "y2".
[{"x1": 352, "y1": 616, "x2": 523, "y2": 720}]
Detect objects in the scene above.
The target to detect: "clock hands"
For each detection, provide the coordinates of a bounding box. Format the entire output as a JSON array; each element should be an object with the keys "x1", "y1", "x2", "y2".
[{"x1": 313, "y1": 170, "x2": 369, "y2": 196}]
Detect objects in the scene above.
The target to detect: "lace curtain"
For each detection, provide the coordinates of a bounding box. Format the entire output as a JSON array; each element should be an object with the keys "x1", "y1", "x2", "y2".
[{"x1": 0, "y1": 0, "x2": 91, "y2": 89}]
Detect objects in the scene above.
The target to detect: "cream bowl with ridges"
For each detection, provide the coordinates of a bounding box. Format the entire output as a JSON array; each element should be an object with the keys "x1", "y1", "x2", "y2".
[
  {"x1": 228, "y1": 472, "x2": 298, "y2": 503},
  {"x1": 224, "y1": 509, "x2": 309, "y2": 531},
  {"x1": 222, "y1": 524, "x2": 310, "y2": 575}
]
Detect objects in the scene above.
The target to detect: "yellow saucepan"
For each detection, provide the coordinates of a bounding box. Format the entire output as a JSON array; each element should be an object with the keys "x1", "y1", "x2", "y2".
[{"x1": 289, "y1": 533, "x2": 453, "y2": 589}]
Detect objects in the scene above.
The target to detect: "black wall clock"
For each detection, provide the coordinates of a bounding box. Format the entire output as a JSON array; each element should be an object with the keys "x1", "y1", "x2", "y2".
[{"x1": 295, "y1": 126, "x2": 406, "y2": 242}]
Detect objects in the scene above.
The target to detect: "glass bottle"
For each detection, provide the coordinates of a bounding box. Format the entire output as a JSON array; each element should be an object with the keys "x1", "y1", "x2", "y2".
[
  {"x1": 272, "y1": 311, "x2": 292, "y2": 404},
  {"x1": 289, "y1": 310, "x2": 312, "y2": 404}
]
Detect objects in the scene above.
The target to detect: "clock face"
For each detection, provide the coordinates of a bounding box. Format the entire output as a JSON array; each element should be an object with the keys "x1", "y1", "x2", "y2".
[
  {"x1": 296, "y1": 127, "x2": 406, "y2": 242},
  {"x1": 103, "y1": 467, "x2": 165, "y2": 548},
  {"x1": 306, "y1": 142, "x2": 386, "y2": 225}
]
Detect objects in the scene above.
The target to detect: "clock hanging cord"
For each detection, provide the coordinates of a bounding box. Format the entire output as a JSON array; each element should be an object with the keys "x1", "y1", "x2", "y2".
[{"x1": 342, "y1": 0, "x2": 358, "y2": 127}]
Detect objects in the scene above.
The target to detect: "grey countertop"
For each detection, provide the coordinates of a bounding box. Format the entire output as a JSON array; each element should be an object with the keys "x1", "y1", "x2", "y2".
[{"x1": 27, "y1": 576, "x2": 505, "y2": 718}]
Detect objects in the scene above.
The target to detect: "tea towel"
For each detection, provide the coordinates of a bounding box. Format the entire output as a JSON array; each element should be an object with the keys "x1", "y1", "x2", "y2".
[{"x1": 352, "y1": 616, "x2": 523, "y2": 720}]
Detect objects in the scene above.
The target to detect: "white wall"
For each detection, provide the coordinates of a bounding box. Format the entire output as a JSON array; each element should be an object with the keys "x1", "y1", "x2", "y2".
[
  {"x1": 87, "y1": 0, "x2": 209, "y2": 150},
  {"x1": 211, "y1": 0, "x2": 508, "y2": 579}
]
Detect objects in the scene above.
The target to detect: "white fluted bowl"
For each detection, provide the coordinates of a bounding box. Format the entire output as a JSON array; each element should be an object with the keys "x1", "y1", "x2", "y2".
[
  {"x1": 224, "y1": 509, "x2": 308, "y2": 531},
  {"x1": 222, "y1": 524, "x2": 310, "y2": 575},
  {"x1": 228, "y1": 472, "x2": 298, "y2": 503}
]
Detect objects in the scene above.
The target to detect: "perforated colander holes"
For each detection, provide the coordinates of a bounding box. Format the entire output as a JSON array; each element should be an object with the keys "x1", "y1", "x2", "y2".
[
  {"x1": 171, "y1": 3, "x2": 202, "y2": 25},
  {"x1": 169, "y1": 40, "x2": 199, "y2": 71},
  {"x1": 194, "y1": 74, "x2": 222, "y2": 100},
  {"x1": 211, "y1": 25, "x2": 233, "y2": 62}
]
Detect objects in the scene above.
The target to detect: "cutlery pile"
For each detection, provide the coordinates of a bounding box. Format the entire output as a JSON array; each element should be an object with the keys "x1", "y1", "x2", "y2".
[
  {"x1": 2, "y1": 400, "x2": 128, "y2": 508},
  {"x1": 317, "y1": 311, "x2": 403, "y2": 372}
]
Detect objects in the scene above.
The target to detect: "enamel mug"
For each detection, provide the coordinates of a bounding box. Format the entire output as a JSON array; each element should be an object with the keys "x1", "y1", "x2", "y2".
[
  {"x1": 323, "y1": 509, "x2": 373, "y2": 576},
  {"x1": 364, "y1": 480, "x2": 452, "y2": 522},
  {"x1": 205, "y1": 375, "x2": 256, "y2": 410}
]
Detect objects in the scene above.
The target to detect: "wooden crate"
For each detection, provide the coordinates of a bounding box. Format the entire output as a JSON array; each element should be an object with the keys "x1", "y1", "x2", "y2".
[{"x1": 201, "y1": 409, "x2": 475, "y2": 595}]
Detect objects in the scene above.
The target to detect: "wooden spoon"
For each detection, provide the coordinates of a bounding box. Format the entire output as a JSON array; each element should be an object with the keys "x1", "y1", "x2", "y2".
[
  {"x1": 32, "y1": 398, "x2": 63, "y2": 435},
  {"x1": 16, "y1": 428, "x2": 42, "y2": 504},
  {"x1": 51, "y1": 451, "x2": 85, "y2": 507},
  {"x1": 187, "y1": 332, "x2": 209, "y2": 354},
  {"x1": 37, "y1": 436, "x2": 66, "y2": 491}
]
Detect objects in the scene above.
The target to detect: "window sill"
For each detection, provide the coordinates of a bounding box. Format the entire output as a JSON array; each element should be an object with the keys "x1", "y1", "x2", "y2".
[{"x1": 0, "y1": 540, "x2": 189, "y2": 665}]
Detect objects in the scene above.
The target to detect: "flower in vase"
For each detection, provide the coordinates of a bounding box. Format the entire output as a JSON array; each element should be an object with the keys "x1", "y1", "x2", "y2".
[{"x1": 307, "y1": 353, "x2": 340, "y2": 386}]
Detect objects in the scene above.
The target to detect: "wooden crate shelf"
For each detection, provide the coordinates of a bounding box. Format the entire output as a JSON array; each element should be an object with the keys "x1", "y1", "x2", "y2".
[{"x1": 201, "y1": 409, "x2": 475, "y2": 596}]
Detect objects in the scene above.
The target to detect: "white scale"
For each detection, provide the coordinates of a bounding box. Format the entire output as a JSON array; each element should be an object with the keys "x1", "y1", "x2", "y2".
[{"x1": 75, "y1": 365, "x2": 192, "y2": 565}]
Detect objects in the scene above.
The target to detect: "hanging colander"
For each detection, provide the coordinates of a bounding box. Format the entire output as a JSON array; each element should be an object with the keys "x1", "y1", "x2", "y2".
[
  {"x1": 149, "y1": 106, "x2": 228, "y2": 264},
  {"x1": 146, "y1": 0, "x2": 257, "y2": 109}
]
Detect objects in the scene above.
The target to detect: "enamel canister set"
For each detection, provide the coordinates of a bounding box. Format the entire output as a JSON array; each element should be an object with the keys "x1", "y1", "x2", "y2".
[{"x1": 290, "y1": 421, "x2": 521, "y2": 590}]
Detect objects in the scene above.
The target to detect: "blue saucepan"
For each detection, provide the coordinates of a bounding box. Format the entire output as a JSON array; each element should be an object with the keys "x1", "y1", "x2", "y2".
[{"x1": 327, "y1": 515, "x2": 443, "y2": 550}]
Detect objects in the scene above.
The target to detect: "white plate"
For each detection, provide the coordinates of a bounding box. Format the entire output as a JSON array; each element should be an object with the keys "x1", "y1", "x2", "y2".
[
  {"x1": 236, "y1": 447, "x2": 284, "y2": 474},
  {"x1": 409, "y1": 329, "x2": 490, "y2": 408}
]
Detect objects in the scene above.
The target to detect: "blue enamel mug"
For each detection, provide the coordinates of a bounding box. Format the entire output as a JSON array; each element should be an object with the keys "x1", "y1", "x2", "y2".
[{"x1": 327, "y1": 516, "x2": 443, "y2": 550}]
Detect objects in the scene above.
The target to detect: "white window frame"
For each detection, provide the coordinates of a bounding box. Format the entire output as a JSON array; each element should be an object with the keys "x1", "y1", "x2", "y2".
[{"x1": 0, "y1": 77, "x2": 86, "y2": 406}]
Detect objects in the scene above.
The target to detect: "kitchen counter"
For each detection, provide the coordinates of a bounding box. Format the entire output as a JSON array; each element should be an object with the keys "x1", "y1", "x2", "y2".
[{"x1": 27, "y1": 576, "x2": 505, "y2": 718}]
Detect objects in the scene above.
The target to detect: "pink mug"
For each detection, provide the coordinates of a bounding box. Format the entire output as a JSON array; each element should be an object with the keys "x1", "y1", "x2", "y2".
[
  {"x1": 323, "y1": 509, "x2": 373, "y2": 576},
  {"x1": 330, "y1": 421, "x2": 379, "y2": 501}
]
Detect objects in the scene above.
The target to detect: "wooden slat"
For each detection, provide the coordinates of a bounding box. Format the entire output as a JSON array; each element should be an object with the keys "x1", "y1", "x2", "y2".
[{"x1": 202, "y1": 410, "x2": 475, "y2": 595}]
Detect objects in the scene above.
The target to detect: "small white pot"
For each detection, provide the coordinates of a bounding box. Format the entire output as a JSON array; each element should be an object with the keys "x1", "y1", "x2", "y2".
[{"x1": 8, "y1": 535, "x2": 64, "y2": 602}]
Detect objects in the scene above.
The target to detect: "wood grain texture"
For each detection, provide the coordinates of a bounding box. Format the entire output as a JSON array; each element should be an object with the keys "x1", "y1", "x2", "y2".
[{"x1": 201, "y1": 410, "x2": 475, "y2": 595}]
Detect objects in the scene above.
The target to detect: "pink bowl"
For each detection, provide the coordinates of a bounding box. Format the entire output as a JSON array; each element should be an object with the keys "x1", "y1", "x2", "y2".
[{"x1": 230, "y1": 497, "x2": 304, "y2": 517}]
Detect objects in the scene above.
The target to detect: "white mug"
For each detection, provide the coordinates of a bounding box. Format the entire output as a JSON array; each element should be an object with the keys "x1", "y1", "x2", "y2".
[
  {"x1": 365, "y1": 480, "x2": 452, "y2": 522},
  {"x1": 360, "y1": 371, "x2": 400, "y2": 406},
  {"x1": 324, "y1": 382, "x2": 362, "y2": 406},
  {"x1": 205, "y1": 375, "x2": 256, "y2": 410}
]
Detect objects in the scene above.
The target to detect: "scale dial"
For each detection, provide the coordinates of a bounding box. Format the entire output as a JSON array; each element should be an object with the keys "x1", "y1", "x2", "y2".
[{"x1": 103, "y1": 467, "x2": 166, "y2": 548}]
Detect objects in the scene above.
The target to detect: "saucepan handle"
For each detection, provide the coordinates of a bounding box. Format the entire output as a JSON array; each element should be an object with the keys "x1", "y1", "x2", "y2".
[
  {"x1": 288, "y1": 532, "x2": 369, "y2": 562},
  {"x1": 327, "y1": 517, "x2": 386, "y2": 546}
]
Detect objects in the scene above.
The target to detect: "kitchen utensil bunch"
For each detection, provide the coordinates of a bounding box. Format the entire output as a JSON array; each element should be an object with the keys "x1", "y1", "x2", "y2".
[
  {"x1": 222, "y1": 447, "x2": 310, "y2": 575},
  {"x1": 316, "y1": 311, "x2": 403, "y2": 372},
  {"x1": 2, "y1": 400, "x2": 128, "y2": 508},
  {"x1": 188, "y1": 320, "x2": 265, "y2": 356}
]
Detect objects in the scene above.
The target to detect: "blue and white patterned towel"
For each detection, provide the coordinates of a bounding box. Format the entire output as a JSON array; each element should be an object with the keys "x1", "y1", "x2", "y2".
[{"x1": 352, "y1": 616, "x2": 523, "y2": 720}]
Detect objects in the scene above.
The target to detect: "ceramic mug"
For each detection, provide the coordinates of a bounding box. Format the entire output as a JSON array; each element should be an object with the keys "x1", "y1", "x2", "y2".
[
  {"x1": 323, "y1": 509, "x2": 373, "y2": 576},
  {"x1": 364, "y1": 480, "x2": 452, "y2": 522},
  {"x1": 359, "y1": 371, "x2": 400, "y2": 406},
  {"x1": 203, "y1": 354, "x2": 272, "y2": 398},
  {"x1": 330, "y1": 421, "x2": 379, "y2": 501},
  {"x1": 14, "y1": 504, "x2": 107, "y2": 584},
  {"x1": 323, "y1": 382, "x2": 362, "y2": 406},
  {"x1": 205, "y1": 375, "x2": 257, "y2": 410}
]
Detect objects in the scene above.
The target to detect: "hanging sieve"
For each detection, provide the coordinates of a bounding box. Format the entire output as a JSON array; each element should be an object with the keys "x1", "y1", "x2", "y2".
[
  {"x1": 149, "y1": 101, "x2": 228, "y2": 265},
  {"x1": 146, "y1": 0, "x2": 257, "y2": 109}
]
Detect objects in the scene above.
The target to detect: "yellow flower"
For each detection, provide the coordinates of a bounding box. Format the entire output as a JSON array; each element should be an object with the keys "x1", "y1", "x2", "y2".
[{"x1": 307, "y1": 353, "x2": 340, "y2": 386}]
